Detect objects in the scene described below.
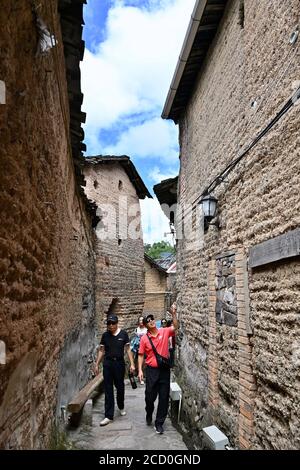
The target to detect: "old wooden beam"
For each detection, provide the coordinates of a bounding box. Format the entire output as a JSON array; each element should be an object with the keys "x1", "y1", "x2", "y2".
[
  {"x1": 249, "y1": 228, "x2": 300, "y2": 268},
  {"x1": 205, "y1": 4, "x2": 225, "y2": 12},
  {"x1": 67, "y1": 373, "x2": 103, "y2": 414},
  {"x1": 198, "y1": 24, "x2": 219, "y2": 31}
]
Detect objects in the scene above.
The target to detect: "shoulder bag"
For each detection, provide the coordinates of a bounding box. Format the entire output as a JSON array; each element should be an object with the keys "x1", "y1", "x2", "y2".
[{"x1": 147, "y1": 335, "x2": 171, "y2": 369}]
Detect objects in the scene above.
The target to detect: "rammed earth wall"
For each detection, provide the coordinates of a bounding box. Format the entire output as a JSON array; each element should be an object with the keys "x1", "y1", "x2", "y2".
[
  {"x1": 83, "y1": 163, "x2": 145, "y2": 335},
  {"x1": 175, "y1": 0, "x2": 300, "y2": 450},
  {"x1": 0, "y1": 0, "x2": 96, "y2": 449}
]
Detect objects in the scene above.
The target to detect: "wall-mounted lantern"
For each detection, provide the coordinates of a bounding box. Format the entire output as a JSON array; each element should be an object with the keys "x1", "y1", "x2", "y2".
[{"x1": 199, "y1": 194, "x2": 218, "y2": 232}]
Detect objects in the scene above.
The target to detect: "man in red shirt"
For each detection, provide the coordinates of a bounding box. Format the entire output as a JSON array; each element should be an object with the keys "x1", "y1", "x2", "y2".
[{"x1": 138, "y1": 303, "x2": 177, "y2": 434}]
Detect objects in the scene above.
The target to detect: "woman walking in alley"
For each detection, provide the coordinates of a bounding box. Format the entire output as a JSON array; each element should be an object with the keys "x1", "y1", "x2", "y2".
[
  {"x1": 94, "y1": 314, "x2": 135, "y2": 426},
  {"x1": 130, "y1": 316, "x2": 147, "y2": 384},
  {"x1": 138, "y1": 303, "x2": 177, "y2": 434}
]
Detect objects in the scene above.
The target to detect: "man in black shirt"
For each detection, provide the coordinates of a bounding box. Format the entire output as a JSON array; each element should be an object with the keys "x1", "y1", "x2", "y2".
[{"x1": 94, "y1": 314, "x2": 135, "y2": 426}]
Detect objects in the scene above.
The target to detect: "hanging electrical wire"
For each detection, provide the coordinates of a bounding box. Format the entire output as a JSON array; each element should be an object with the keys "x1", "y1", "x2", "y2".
[
  {"x1": 176, "y1": 81, "x2": 300, "y2": 229},
  {"x1": 177, "y1": 21, "x2": 300, "y2": 226},
  {"x1": 198, "y1": 84, "x2": 300, "y2": 201}
]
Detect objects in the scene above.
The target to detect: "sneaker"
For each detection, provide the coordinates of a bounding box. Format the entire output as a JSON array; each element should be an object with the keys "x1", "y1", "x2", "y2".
[
  {"x1": 140, "y1": 380, "x2": 145, "y2": 385},
  {"x1": 154, "y1": 424, "x2": 164, "y2": 434},
  {"x1": 119, "y1": 409, "x2": 126, "y2": 416},
  {"x1": 146, "y1": 414, "x2": 152, "y2": 426},
  {"x1": 100, "y1": 417, "x2": 112, "y2": 426}
]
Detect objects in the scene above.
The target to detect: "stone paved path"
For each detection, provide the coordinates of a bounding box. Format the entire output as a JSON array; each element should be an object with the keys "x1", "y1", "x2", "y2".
[{"x1": 67, "y1": 379, "x2": 187, "y2": 451}]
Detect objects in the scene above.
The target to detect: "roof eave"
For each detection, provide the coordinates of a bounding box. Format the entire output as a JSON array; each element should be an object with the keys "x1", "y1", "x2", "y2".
[
  {"x1": 162, "y1": 0, "x2": 208, "y2": 120},
  {"x1": 162, "y1": 0, "x2": 228, "y2": 122}
]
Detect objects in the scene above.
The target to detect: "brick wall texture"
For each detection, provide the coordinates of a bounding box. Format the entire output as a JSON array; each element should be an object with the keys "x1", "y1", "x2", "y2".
[
  {"x1": 175, "y1": 0, "x2": 300, "y2": 449},
  {"x1": 84, "y1": 163, "x2": 145, "y2": 336},
  {"x1": 144, "y1": 259, "x2": 167, "y2": 318},
  {"x1": 0, "y1": 1, "x2": 97, "y2": 448}
]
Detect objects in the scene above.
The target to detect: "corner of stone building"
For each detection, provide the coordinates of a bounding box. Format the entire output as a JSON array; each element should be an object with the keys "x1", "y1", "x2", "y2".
[
  {"x1": 205, "y1": 247, "x2": 256, "y2": 449},
  {"x1": 170, "y1": 327, "x2": 210, "y2": 450}
]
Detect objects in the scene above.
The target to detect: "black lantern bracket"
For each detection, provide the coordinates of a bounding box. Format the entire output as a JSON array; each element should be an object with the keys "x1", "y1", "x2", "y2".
[{"x1": 199, "y1": 194, "x2": 219, "y2": 232}]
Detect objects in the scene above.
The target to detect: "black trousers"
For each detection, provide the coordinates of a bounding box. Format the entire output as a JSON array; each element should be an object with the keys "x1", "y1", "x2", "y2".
[
  {"x1": 145, "y1": 366, "x2": 170, "y2": 426},
  {"x1": 103, "y1": 359, "x2": 125, "y2": 419}
]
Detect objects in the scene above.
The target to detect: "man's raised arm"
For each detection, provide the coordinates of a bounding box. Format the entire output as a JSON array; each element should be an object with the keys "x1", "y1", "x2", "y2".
[{"x1": 169, "y1": 303, "x2": 178, "y2": 331}]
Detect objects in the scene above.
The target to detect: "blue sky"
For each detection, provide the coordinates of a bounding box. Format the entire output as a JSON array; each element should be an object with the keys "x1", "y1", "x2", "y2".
[{"x1": 81, "y1": 0, "x2": 195, "y2": 243}]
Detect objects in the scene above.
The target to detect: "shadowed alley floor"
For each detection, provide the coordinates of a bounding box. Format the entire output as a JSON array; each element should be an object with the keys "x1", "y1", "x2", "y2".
[{"x1": 67, "y1": 379, "x2": 188, "y2": 450}]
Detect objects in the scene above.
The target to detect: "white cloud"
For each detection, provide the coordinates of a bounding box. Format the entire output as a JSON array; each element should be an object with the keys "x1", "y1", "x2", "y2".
[
  {"x1": 141, "y1": 197, "x2": 174, "y2": 245},
  {"x1": 81, "y1": 49, "x2": 141, "y2": 129},
  {"x1": 148, "y1": 165, "x2": 178, "y2": 184},
  {"x1": 103, "y1": 117, "x2": 178, "y2": 162},
  {"x1": 81, "y1": 0, "x2": 195, "y2": 242},
  {"x1": 81, "y1": 0, "x2": 195, "y2": 130}
]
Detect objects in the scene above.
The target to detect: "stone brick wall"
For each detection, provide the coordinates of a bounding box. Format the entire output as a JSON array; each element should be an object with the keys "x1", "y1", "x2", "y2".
[
  {"x1": 167, "y1": 272, "x2": 176, "y2": 297},
  {"x1": 215, "y1": 254, "x2": 239, "y2": 444},
  {"x1": 175, "y1": 0, "x2": 300, "y2": 449},
  {"x1": 144, "y1": 259, "x2": 167, "y2": 318},
  {"x1": 84, "y1": 163, "x2": 145, "y2": 336},
  {"x1": 0, "y1": 0, "x2": 96, "y2": 448}
]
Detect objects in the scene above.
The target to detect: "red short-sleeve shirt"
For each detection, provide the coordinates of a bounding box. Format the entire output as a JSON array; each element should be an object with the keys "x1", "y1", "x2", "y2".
[{"x1": 139, "y1": 326, "x2": 175, "y2": 368}]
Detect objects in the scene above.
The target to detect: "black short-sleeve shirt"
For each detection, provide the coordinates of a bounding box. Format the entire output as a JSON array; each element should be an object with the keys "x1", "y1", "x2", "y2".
[{"x1": 100, "y1": 330, "x2": 130, "y2": 358}]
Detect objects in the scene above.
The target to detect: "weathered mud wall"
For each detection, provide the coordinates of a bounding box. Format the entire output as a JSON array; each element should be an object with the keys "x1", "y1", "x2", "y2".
[
  {"x1": 175, "y1": 0, "x2": 300, "y2": 449},
  {"x1": 84, "y1": 163, "x2": 145, "y2": 335},
  {"x1": 0, "y1": 0, "x2": 96, "y2": 449}
]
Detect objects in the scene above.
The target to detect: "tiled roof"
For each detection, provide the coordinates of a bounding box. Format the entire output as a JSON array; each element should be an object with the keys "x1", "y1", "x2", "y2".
[
  {"x1": 59, "y1": 0, "x2": 99, "y2": 227},
  {"x1": 155, "y1": 253, "x2": 176, "y2": 271}
]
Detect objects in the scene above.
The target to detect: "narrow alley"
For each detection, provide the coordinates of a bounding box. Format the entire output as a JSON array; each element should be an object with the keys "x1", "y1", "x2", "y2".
[
  {"x1": 1, "y1": 0, "x2": 300, "y2": 456},
  {"x1": 67, "y1": 379, "x2": 187, "y2": 451}
]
